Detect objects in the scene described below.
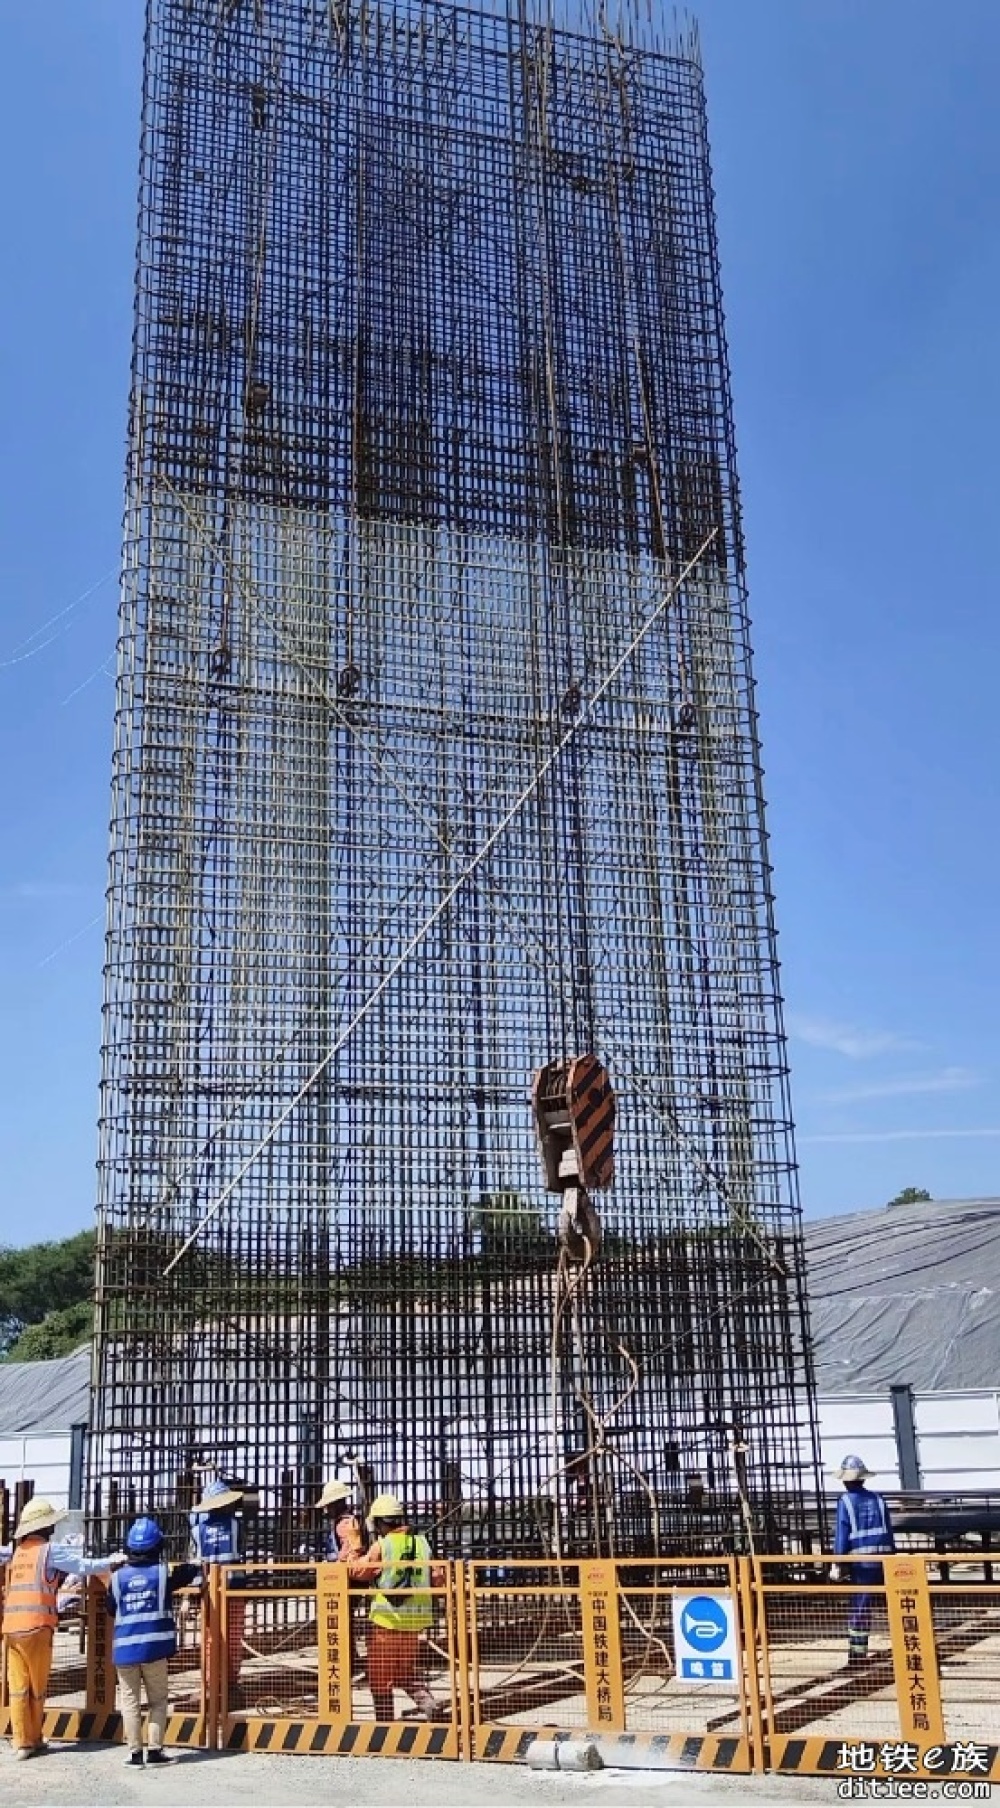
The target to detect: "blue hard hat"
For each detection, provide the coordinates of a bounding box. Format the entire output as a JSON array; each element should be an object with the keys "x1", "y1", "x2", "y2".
[{"x1": 126, "y1": 1515, "x2": 165, "y2": 1556}]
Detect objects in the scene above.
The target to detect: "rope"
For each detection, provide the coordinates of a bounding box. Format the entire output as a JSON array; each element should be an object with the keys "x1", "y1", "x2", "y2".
[{"x1": 162, "y1": 532, "x2": 715, "y2": 1277}]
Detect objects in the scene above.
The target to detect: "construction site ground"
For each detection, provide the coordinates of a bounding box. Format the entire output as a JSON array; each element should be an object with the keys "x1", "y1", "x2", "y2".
[{"x1": 0, "y1": 1744, "x2": 833, "y2": 1807}]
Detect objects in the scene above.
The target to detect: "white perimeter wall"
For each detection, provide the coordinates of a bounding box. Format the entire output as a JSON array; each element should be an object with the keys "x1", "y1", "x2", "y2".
[
  {"x1": 5, "y1": 1393, "x2": 1000, "y2": 1514},
  {"x1": 817, "y1": 1391, "x2": 1000, "y2": 1495},
  {"x1": 0, "y1": 1433, "x2": 74, "y2": 1510}
]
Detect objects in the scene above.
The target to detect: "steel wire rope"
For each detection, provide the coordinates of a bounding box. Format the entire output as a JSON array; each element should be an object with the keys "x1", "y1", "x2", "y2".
[
  {"x1": 161, "y1": 529, "x2": 715, "y2": 1277},
  {"x1": 0, "y1": 569, "x2": 116, "y2": 670},
  {"x1": 151, "y1": 553, "x2": 770, "y2": 1612},
  {"x1": 469, "y1": 1233, "x2": 673, "y2": 1700},
  {"x1": 151, "y1": 483, "x2": 763, "y2": 1267}
]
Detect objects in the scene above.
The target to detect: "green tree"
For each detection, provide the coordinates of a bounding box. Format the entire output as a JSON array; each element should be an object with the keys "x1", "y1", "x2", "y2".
[
  {"x1": 468, "y1": 1191, "x2": 547, "y2": 1257},
  {"x1": 0, "y1": 1230, "x2": 95, "y2": 1360},
  {"x1": 5, "y1": 1301, "x2": 93, "y2": 1362},
  {"x1": 886, "y1": 1186, "x2": 932, "y2": 1207}
]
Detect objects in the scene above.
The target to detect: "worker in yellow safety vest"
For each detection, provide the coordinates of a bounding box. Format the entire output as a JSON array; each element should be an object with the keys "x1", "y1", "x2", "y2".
[{"x1": 348, "y1": 1494, "x2": 443, "y2": 1723}]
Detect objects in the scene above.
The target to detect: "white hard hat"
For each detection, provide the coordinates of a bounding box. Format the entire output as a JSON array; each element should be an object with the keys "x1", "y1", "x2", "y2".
[
  {"x1": 835, "y1": 1453, "x2": 873, "y2": 1480},
  {"x1": 367, "y1": 1493, "x2": 404, "y2": 1522}
]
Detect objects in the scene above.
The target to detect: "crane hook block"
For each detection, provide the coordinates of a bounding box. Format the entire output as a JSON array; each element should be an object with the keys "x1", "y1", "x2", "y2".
[{"x1": 531, "y1": 1054, "x2": 615, "y2": 1194}]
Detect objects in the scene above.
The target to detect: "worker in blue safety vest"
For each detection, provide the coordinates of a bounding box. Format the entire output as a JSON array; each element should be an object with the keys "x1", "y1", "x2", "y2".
[
  {"x1": 189, "y1": 1476, "x2": 246, "y2": 1695},
  {"x1": 829, "y1": 1453, "x2": 895, "y2": 1667},
  {"x1": 106, "y1": 1517, "x2": 200, "y2": 1766}
]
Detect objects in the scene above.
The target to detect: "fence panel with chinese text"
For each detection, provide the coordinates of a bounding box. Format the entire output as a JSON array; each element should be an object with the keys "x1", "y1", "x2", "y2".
[
  {"x1": 0, "y1": 1573, "x2": 208, "y2": 1747},
  {"x1": 756, "y1": 1555, "x2": 903, "y2": 1768},
  {"x1": 756, "y1": 1553, "x2": 1000, "y2": 1784},
  {"x1": 929, "y1": 1556, "x2": 1000, "y2": 1782},
  {"x1": 468, "y1": 1557, "x2": 756, "y2": 1769},
  {"x1": 219, "y1": 1561, "x2": 461, "y2": 1757}
]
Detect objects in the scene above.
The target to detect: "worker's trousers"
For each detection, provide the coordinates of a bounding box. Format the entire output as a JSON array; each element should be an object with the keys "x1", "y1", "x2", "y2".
[
  {"x1": 366, "y1": 1625, "x2": 435, "y2": 1722},
  {"x1": 5, "y1": 1626, "x2": 54, "y2": 1752},
  {"x1": 117, "y1": 1658, "x2": 169, "y2": 1752},
  {"x1": 848, "y1": 1593, "x2": 873, "y2": 1658}
]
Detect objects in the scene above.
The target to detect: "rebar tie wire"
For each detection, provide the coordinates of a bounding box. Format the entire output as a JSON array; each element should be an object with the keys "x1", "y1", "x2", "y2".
[{"x1": 162, "y1": 529, "x2": 715, "y2": 1278}]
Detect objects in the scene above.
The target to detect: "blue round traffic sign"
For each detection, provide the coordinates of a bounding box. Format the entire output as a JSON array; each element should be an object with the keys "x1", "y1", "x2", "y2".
[{"x1": 680, "y1": 1595, "x2": 729, "y2": 1653}]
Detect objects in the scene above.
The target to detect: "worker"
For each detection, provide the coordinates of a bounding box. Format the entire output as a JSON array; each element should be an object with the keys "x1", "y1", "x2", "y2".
[
  {"x1": 106, "y1": 1517, "x2": 201, "y2": 1767},
  {"x1": 189, "y1": 1475, "x2": 246, "y2": 1695},
  {"x1": 349, "y1": 1493, "x2": 443, "y2": 1722},
  {"x1": 1, "y1": 1498, "x2": 124, "y2": 1760},
  {"x1": 829, "y1": 1453, "x2": 895, "y2": 1667},
  {"x1": 315, "y1": 1478, "x2": 367, "y2": 1681},
  {"x1": 315, "y1": 1479, "x2": 365, "y2": 1563}
]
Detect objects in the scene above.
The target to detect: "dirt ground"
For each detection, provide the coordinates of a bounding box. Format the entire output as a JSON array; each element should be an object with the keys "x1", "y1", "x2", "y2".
[{"x1": 0, "y1": 1743, "x2": 835, "y2": 1807}]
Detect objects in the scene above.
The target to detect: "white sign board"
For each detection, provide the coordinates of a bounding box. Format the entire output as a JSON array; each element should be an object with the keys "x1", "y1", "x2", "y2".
[{"x1": 671, "y1": 1591, "x2": 740, "y2": 1684}]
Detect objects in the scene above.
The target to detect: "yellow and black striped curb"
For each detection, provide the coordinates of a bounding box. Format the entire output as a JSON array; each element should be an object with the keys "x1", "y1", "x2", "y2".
[
  {"x1": 223, "y1": 1718, "x2": 460, "y2": 1757},
  {"x1": 475, "y1": 1727, "x2": 751, "y2": 1769},
  {"x1": 772, "y1": 1739, "x2": 1000, "y2": 1781},
  {"x1": 0, "y1": 1709, "x2": 204, "y2": 1746}
]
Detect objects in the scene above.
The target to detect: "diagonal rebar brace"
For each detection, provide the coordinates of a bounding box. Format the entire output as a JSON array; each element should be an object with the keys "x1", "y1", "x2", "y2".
[{"x1": 162, "y1": 530, "x2": 715, "y2": 1277}]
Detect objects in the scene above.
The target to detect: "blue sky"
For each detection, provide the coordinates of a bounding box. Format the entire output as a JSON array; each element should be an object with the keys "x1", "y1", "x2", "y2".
[{"x1": 1, "y1": 0, "x2": 998, "y2": 1244}]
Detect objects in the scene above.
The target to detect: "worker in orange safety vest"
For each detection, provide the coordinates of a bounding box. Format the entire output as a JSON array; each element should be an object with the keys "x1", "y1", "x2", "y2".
[{"x1": 1, "y1": 1498, "x2": 124, "y2": 1760}]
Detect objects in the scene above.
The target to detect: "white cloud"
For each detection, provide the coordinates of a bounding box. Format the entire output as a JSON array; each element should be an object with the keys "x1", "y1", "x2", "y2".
[
  {"x1": 787, "y1": 1013, "x2": 923, "y2": 1060},
  {"x1": 801, "y1": 1127, "x2": 1000, "y2": 1145},
  {"x1": 816, "y1": 1066, "x2": 978, "y2": 1106}
]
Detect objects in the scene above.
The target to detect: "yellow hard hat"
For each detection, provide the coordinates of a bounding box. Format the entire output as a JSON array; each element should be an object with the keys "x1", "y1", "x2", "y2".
[
  {"x1": 317, "y1": 1479, "x2": 351, "y2": 1511},
  {"x1": 13, "y1": 1497, "x2": 65, "y2": 1541},
  {"x1": 368, "y1": 1493, "x2": 404, "y2": 1522}
]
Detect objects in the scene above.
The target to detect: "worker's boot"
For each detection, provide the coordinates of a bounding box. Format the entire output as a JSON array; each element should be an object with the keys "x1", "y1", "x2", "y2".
[
  {"x1": 372, "y1": 1691, "x2": 394, "y2": 1722},
  {"x1": 411, "y1": 1686, "x2": 437, "y2": 1721}
]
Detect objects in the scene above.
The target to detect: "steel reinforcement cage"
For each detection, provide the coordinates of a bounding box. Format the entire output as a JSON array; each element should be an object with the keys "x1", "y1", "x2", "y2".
[{"x1": 90, "y1": 0, "x2": 822, "y2": 1561}]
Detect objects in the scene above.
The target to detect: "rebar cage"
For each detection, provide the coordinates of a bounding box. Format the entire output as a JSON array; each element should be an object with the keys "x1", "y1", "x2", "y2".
[{"x1": 90, "y1": 0, "x2": 822, "y2": 1561}]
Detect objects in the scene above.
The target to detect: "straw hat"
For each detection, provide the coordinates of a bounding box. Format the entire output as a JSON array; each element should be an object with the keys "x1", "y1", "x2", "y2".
[
  {"x1": 192, "y1": 1477, "x2": 244, "y2": 1515},
  {"x1": 316, "y1": 1479, "x2": 352, "y2": 1511},
  {"x1": 13, "y1": 1497, "x2": 65, "y2": 1541}
]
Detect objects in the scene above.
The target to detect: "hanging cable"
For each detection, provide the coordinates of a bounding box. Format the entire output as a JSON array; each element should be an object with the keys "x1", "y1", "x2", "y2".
[
  {"x1": 161, "y1": 530, "x2": 716, "y2": 1277},
  {"x1": 0, "y1": 569, "x2": 115, "y2": 670}
]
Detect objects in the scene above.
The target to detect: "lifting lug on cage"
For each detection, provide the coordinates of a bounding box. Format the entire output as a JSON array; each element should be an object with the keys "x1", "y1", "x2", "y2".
[{"x1": 532, "y1": 1054, "x2": 615, "y2": 1265}]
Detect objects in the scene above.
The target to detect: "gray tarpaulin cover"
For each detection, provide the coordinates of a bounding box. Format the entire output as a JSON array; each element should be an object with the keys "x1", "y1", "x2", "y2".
[
  {"x1": 804, "y1": 1196, "x2": 1000, "y2": 1392},
  {"x1": 0, "y1": 1345, "x2": 89, "y2": 1436}
]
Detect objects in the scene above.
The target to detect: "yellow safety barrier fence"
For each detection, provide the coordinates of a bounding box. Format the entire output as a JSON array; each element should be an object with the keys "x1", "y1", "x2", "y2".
[
  {"x1": 753, "y1": 1553, "x2": 1000, "y2": 1784},
  {"x1": 217, "y1": 1560, "x2": 463, "y2": 1757},
  {"x1": 467, "y1": 1556, "x2": 756, "y2": 1771},
  {"x1": 2, "y1": 1552, "x2": 998, "y2": 1779},
  {"x1": 0, "y1": 1574, "x2": 207, "y2": 1750}
]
